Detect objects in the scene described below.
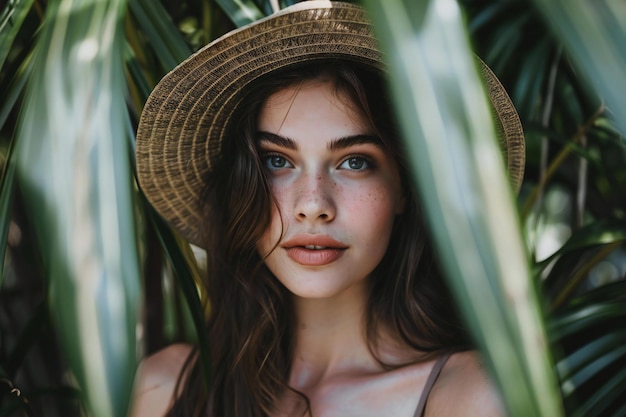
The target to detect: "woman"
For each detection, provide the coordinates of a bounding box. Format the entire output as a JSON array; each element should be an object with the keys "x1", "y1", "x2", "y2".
[{"x1": 132, "y1": 2, "x2": 524, "y2": 417}]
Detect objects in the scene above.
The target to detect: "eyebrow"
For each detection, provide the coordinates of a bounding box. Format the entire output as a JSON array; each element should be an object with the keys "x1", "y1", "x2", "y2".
[
  {"x1": 328, "y1": 134, "x2": 383, "y2": 151},
  {"x1": 257, "y1": 131, "x2": 383, "y2": 151},
  {"x1": 257, "y1": 132, "x2": 298, "y2": 150}
]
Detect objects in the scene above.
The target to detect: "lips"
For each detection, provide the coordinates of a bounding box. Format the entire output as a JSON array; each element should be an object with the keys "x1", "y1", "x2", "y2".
[{"x1": 282, "y1": 235, "x2": 348, "y2": 266}]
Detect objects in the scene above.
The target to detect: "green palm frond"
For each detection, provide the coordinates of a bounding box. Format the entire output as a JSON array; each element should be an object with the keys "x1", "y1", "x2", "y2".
[
  {"x1": 14, "y1": 0, "x2": 140, "y2": 415},
  {"x1": 0, "y1": 0, "x2": 35, "y2": 70}
]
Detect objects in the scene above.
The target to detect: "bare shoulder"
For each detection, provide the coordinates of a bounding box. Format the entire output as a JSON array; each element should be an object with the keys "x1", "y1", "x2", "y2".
[
  {"x1": 130, "y1": 343, "x2": 194, "y2": 417},
  {"x1": 427, "y1": 350, "x2": 507, "y2": 417}
]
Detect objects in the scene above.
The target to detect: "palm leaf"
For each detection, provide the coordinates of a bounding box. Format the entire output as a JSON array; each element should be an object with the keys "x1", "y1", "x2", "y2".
[
  {"x1": 0, "y1": 139, "x2": 16, "y2": 288},
  {"x1": 0, "y1": 51, "x2": 32, "y2": 131},
  {"x1": 128, "y1": 0, "x2": 191, "y2": 72},
  {"x1": 216, "y1": 0, "x2": 265, "y2": 27},
  {"x1": 0, "y1": 0, "x2": 35, "y2": 70},
  {"x1": 551, "y1": 287, "x2": 626, "y2": 416},
  {"x1": 14, "y1": 0, "x2": 140, "y2": 415},
  {"x1": 531, "y1": 0, "x2": 626, "y2": 136}
]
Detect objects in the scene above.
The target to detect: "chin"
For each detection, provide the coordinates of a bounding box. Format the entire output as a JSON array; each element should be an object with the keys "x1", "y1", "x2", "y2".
[{"x1": 275, "y1": 272, "x2": 369, "y2": 301}]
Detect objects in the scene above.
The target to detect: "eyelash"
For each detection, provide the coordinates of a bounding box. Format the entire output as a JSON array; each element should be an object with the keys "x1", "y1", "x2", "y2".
[
  {"x1": 262, "y1": 152, "x2": 293, "y2": 170},
  {"x1": 338, "y1": 154, "x2": 375, "y2": 171},
  {"x1": 260, "y1": 152, "x2": 376, "y2": 172}
]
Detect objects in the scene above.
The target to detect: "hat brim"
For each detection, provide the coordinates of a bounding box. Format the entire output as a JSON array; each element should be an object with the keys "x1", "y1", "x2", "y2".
[{"x1": 136, "y1": 0, "x2": 524, "y2": 246}]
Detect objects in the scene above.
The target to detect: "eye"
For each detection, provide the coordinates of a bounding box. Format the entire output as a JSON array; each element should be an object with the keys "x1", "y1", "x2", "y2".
[
  {"x1": 339, "y1": 156, "x2": 372, "y2": 171},
  {"x1": 264, "y1": 154, "x2": 293, "y2": 170}
]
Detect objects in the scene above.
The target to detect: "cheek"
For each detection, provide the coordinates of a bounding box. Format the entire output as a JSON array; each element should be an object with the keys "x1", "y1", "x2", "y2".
[
  {"x1": 348, "y1": 165, "x2": 405, "y2": 220},
  {"x1": 345, "y1": 183, "x2": 399, "y2": 230}
]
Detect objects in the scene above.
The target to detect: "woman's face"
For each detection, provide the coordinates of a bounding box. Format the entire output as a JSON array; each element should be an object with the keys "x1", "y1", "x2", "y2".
[{"x1": 256, "y1": 78, "x2": 405, "y2": 300}]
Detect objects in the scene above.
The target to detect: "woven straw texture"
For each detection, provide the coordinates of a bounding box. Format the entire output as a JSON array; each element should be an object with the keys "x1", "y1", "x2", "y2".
[{"x1": 136, "y1": 1, "x2": 524, "y2": 246}]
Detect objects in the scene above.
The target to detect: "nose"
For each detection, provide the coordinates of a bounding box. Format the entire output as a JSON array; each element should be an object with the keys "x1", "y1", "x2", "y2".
[{"x1": 294, "y1": 173, "x2": 336, "y2": 223}]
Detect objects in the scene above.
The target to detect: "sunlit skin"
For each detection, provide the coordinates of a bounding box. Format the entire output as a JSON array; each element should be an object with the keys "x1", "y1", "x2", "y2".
[
  {"x1": 129, "y1": 78, "x2": 507, "y2": 417},
  {"x1": 255, "y1": 78, "x2": 405, "y2": 301}
]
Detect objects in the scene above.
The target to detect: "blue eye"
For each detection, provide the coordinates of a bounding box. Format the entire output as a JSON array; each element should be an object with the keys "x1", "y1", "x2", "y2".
[
  {"x1": 264, "y1": 154, "x2": 292, "y2": 170},
  {"x1": 339, "y1": 156, "x2": 370, "y2": 171}
]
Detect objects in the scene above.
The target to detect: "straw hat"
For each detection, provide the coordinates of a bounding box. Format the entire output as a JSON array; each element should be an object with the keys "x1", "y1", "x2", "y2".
[{"x1": 136, "y1": 0, "x2": 525, "y2": 246}]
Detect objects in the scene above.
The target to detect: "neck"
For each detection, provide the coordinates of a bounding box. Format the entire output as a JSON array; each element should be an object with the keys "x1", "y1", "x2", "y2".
[{"x1": 288, "y1": 282, "x2": 381, "y2": 390}]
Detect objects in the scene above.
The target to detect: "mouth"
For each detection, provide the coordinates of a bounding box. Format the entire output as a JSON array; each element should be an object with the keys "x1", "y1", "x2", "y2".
[
  {"x1": 281, "y1": 235, "x2": 348, "y2": 266},
  {"x1": 282, "y1": 235, "x2": 348, "y2": 250},
  {"x1": 303, "y1": 245, "x2": 331, "y2": 250}
]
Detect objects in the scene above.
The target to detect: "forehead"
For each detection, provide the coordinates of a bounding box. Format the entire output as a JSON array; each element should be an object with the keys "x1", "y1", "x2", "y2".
[{"x1": 257, "y1": 79, "x2": 371, "y2": 139}]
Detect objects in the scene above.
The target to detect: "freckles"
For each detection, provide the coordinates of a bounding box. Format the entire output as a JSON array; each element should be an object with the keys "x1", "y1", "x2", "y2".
[
  {"x1": 367, "y1": 190, "x2": 380, "y2": 201},
  {"x1": 359, "y1": 185, "x2": 396, "y2": 217}
]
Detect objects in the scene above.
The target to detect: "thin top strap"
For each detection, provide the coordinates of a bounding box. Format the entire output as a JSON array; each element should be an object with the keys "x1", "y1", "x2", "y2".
[{"x1": 413, "y1": 352, "x2": 453, "y2": 417}]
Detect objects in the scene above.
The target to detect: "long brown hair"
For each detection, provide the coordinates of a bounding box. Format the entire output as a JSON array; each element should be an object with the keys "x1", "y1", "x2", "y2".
[{"x1": 165, "y1": 61, "x2": 469, "y2": 417}]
